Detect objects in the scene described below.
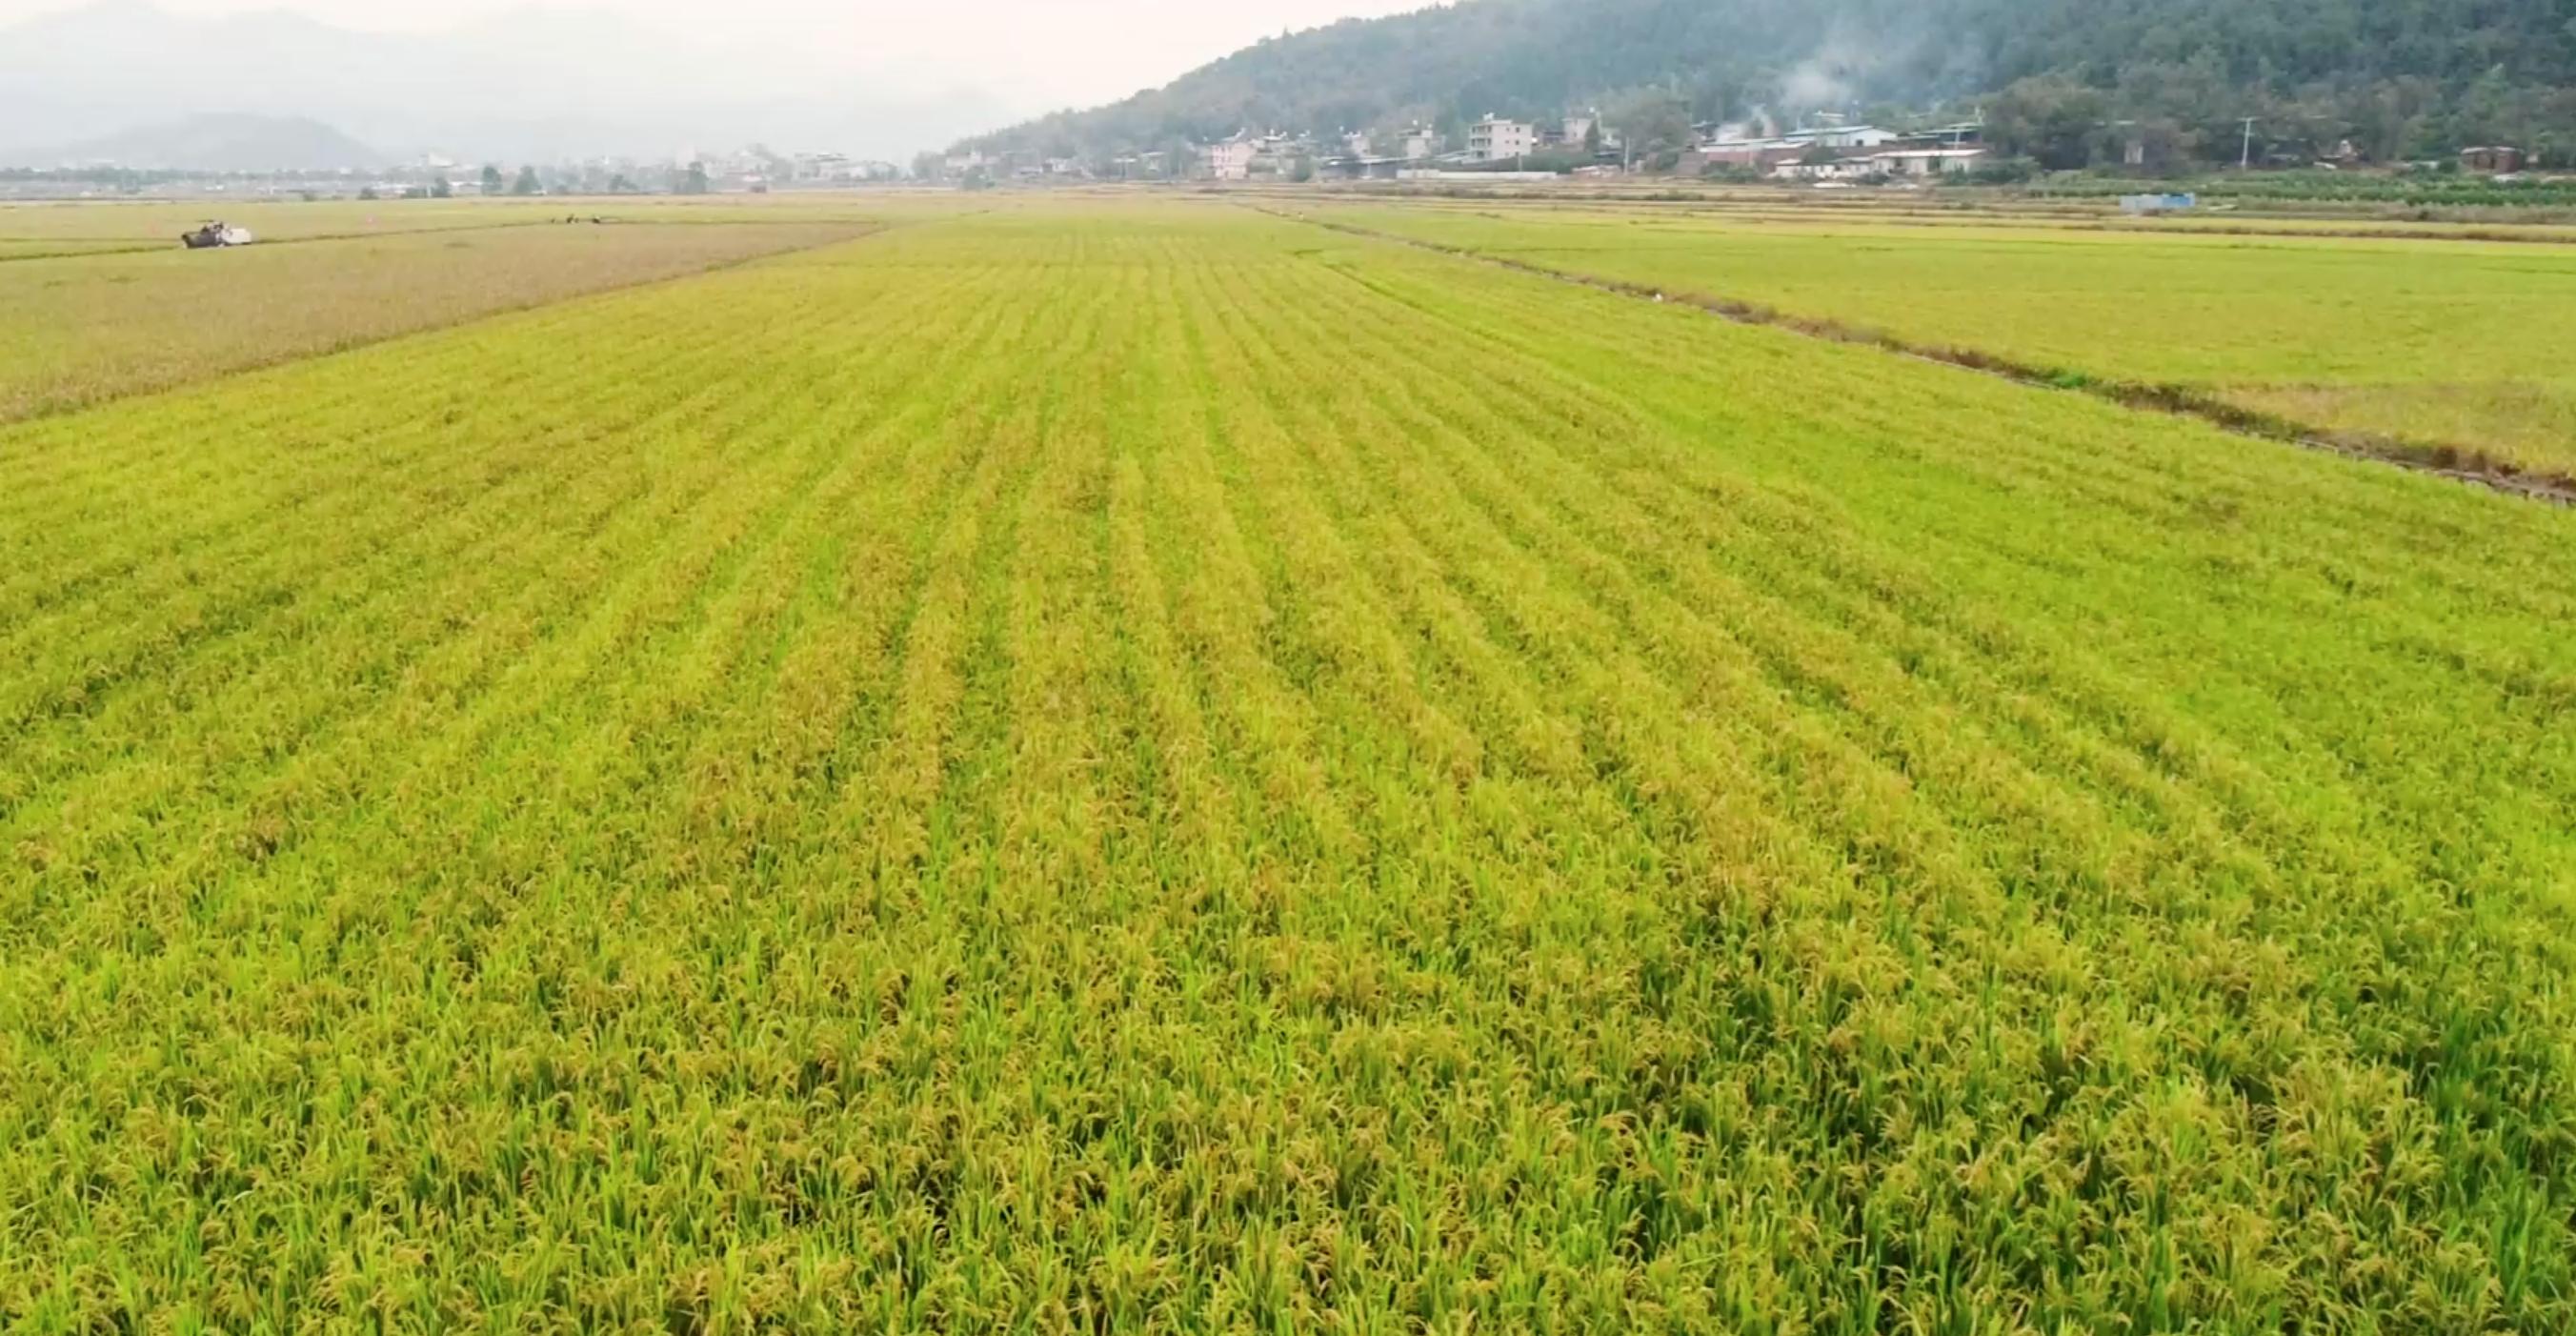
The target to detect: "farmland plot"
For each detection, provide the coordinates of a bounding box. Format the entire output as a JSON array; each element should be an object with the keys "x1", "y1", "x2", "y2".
[
  {"x1": 2, "y1": 203, "x2": 2573, "y2": 1331},
  {"x1": 0, "y1": 216, "x2": 880, "y2": 419},
  {"x1": 1308, "y1": 200, "x2": 2576, "y2": 476},
  {"x1": 0, "y1": 194, "x2": 898, "y2": 250}
]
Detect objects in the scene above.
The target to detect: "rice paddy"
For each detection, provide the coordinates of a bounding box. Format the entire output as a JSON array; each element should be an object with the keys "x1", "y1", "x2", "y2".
[
  {"x1": 0, "y1": 214, "x2": 880, "y2": 420},
  {"x1": 1305, "y1": 199, "x2": 2576, "y2": 477},
  {"x1": 2, "y1": 199, "x2": 2571, "y2": 1331},
  {"x1": 0, "y1": 195, "x2": 895, "y2": 247}
]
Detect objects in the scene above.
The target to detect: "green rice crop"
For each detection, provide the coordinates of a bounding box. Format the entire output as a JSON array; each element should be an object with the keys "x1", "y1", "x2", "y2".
[
  {"x1": 1307, "y1": 199, "x2": 2576, "y2": 476},
  {"x1": 2, "y1": 202, "x2": 2572, "y2": 1331}
]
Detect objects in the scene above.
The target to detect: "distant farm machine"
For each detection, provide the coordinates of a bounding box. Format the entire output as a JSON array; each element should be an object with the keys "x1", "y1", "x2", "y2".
[{"x1": 180, "y1": 222, "x2": 254, "y2": 249}]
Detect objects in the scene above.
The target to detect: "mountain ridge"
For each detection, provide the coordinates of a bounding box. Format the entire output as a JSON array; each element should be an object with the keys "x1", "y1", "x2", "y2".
[
  {"x1": 23, "y1": 112, "x2": 384, "y2": 172},
  {"x1": 956, "y1": 0, "x2": 2576, "y2": 170}
]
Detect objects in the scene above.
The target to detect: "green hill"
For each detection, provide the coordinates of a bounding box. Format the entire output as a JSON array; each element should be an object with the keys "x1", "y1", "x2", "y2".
[{"x1": 960, "y1": 0, "x2": 2576, "y2": 170}]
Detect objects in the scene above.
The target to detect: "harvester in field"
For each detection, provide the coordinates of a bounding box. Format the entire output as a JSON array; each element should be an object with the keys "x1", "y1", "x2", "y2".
[{"x1": 180, "y1": 221, "x2": 255, "y2": 249}]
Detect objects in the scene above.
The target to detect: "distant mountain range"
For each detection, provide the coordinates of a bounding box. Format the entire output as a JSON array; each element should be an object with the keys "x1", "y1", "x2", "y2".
[
  {"x1": 0, "y1": 0, "x2": 1019, "y2": 169},
  {"x1": 25, "y1": 113, "x2": 383, "y2": 172},
  {"x1": 959, "y1": 0, "x2": 2576, "y2": 169}
]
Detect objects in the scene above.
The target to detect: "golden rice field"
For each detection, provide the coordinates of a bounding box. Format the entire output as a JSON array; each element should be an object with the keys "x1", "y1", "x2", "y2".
[
  {"x1": 0, "y1": 237, "x2": 142, "y2": 260},
  {"x1": 0, "y1": 194, "x2": 898, "y2": 245},
  {"x1": 2, "y1": 200, "x2": 2573, "y2": 1331},
  {"x1": 0, "y1": 215, "x2": 880, "y2": 420},
  {"x1": 1306, "y1": 199, "x2": 2576, "y2": 476}
]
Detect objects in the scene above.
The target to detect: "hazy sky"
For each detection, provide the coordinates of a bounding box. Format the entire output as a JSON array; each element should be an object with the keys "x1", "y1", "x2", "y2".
[{"x1": 0, "y1": 0, "x2": 1439, "y2": 109}]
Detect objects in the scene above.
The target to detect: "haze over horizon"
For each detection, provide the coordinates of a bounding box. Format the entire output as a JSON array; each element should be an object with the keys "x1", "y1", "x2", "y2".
[{"x1": 0, "y1": 0, "x2": 1435, "y2": 164}]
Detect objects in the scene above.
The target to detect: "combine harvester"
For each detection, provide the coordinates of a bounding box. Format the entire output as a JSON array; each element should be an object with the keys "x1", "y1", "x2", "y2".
[{"x1": 180, "y1": 221, "x2": 255, "y2": 249}]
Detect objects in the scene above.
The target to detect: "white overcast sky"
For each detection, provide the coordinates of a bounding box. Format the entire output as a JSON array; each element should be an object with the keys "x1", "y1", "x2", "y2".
[{"x1": 0, "y1": 0, "x2": 1439, "y2": 108}]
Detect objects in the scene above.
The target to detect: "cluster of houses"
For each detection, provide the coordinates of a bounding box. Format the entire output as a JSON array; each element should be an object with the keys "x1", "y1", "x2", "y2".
[
  {"x1": 676, "y1": 147, "x2": 903, "y2": 192},
  {"x1": 1684, "y1": 115, "x2": 1992, "y2": 181},
  {"x1": 944, "y1": 111, "x2": 1620, "y2": 184},
  {"x1": 1205, "y1": 112, "x2": 1618, "y2": 181},
  {"x1": 779, "y1": 152, "x2": 905, "y2": 186},
  {"x1": 951, "y1": 110, "x2": 1997, "y2": 186}
]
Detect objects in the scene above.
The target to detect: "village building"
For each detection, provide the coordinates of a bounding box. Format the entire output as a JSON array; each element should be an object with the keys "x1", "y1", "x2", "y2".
[
  {"x1": 1561, "y1": 111, "x2": 1617, "y2": 151},
  {"x1": 2461, "y1": 146, "x2": 2524, "y2": 173},
  {"x1": 1203, "y1": 136, "x2": 1258, "y2": 180},
  {"x1": 1770, "y1": 156, "x2": 1880, "y2": 183},
  {"x1": 1468, "y1": 114, "x2": 1540, "y2": 162},
  {"x1": 1768, "y1": 144, "x2": 1992, "y2": 182},
  {"x1": 1781, "y1": 124, "x2": 1900, "y2": 151},
  {"x1": 1864, "y1": 146, "x2": 1991, "y2": 177},
  {"x1": 1698, "y1": 141, "x2": 1806, "y2": 172}
]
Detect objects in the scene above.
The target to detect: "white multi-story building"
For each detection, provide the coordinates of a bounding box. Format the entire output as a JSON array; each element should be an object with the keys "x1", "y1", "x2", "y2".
[
  {"x1": 1401, "y1": 125, "x2": 1443, "y2": 161},
  {"x1": 1468, "y1": 114, "x2": 1540, "y2": 162},
  {"x1": 1203, "y1": 137, "x2": 1258, "y2": 180}
]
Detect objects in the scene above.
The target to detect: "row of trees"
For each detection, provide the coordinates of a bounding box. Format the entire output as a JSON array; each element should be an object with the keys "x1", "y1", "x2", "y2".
[
  {"x1": 457, "y1": 162, "x2": 703, "y2": 196},
  {"x1": 354, "y1": 161, "x2": 712, "y2": 200},
  {"x1": 1981, "y1": 61, "x2": 2576, "y2": 172}
]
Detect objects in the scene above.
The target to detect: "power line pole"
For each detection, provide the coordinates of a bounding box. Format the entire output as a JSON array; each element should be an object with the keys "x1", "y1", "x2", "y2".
[{"x1": 2241, "y1": 117, "x2": 2257, "y2": 171}]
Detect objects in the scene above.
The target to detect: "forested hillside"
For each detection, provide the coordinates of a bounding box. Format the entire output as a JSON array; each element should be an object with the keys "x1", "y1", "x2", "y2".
[{"x1": 960, "y1": 0, "x2": 2576, "y2": 171}]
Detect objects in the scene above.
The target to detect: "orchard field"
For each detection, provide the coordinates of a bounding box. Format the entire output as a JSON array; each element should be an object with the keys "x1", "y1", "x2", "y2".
[
  {"x1": 1306, "y1": 199, "x2": 2576, "y2": 476},
  {"x1": 3, "y1": 199, "x2": 2574, "y2": 1330}
]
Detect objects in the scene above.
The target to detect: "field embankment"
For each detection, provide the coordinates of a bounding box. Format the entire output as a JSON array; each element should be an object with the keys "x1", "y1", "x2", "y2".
[{"x1": 3, "y1": 203, "x2": 2572, "y2": 1329}]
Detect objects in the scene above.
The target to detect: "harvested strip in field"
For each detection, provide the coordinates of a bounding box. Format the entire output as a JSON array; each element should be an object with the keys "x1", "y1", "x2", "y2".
[
  {"x1": 1306, "y1": 199, "x2": 2576, "y2": 478},
  {"x1": 1, "y1": 203, "x2": 2572, "y2": 1331},
  {"x1": 0, "y1": 194, "x2": 905, "y2": 245},
  {"x1": 0, "y1": 238, "x2": 150, "y2": 260},
  {"x1": 0, "y1": 217, "x2": 884, "y2": 420}
]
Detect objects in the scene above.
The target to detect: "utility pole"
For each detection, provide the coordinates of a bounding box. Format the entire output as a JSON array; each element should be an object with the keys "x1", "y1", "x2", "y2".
[{"x1": 2240, "y1": 117, "x2": 2257, "y2": 171}]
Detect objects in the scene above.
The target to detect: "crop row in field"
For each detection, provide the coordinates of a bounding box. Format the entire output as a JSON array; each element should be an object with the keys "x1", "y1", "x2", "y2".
[
  {"x1": 0, "y1": 216, "x2": 884, "y2": 420},
  {"x1": 1306, "y1": 200, "x2": 2576, "y2": 477},
  {"x1": 3, "y1": 202, "x2": 2572, "y2": 1330}
]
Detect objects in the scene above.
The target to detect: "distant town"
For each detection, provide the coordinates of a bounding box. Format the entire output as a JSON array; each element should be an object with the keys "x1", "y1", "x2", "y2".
[
  {"x1": 2, "y1": 107, "x2": 2551, "y2": 203},
  {"x1": 0, "y1": 146, "x2": 906, "y2": 202},
  {"x1": 932, "y1": 111, "x2": 2000, "y2": 187}
]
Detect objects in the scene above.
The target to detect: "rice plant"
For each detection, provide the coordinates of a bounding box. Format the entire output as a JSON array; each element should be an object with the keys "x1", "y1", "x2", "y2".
[{"x1": 2, "y1": 203, "x2": 2571, "y2": 1331}]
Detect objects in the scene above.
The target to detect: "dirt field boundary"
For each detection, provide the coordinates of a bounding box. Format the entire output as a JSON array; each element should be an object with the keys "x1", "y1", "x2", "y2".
[{"x1": 1266, "y1": 205, "x2": 2576, "y2": 506}]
